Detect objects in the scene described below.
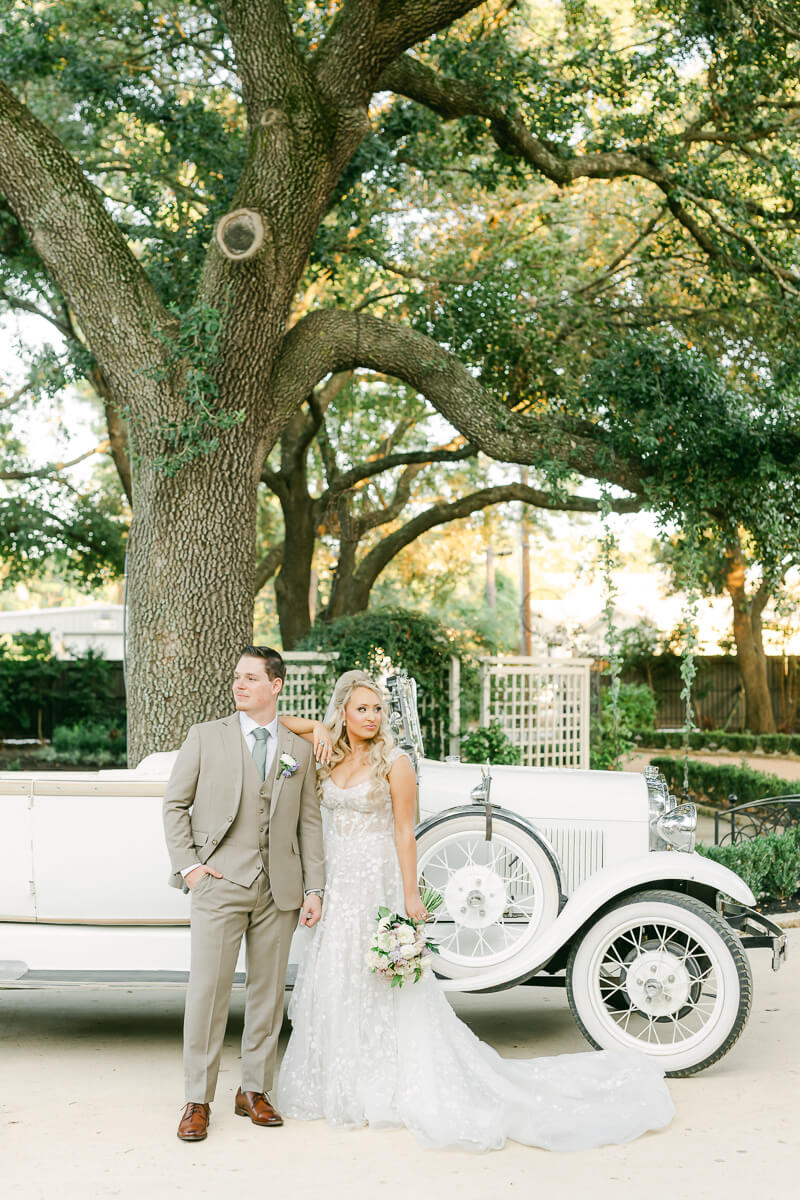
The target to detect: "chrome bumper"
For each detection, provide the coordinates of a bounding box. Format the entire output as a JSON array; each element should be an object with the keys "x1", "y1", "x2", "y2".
[{"x1": 717, "y1": 897, "x2": 789, "y2": 971}]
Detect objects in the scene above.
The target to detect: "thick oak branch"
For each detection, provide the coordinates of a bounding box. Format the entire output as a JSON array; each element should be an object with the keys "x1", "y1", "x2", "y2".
[
  {"x1": 0, "y1": 83, "x2": 169, "y2": 407},
  {"x1": 378, "y1": 55, "x2": 800, "y2": 290},
  {"x1": 344, "y1": 481, "x2": 643, "y2": 599},
  {"x1": 219, "y1": 0, "x2": 314, "y2": 125},
  {"x1": 272, "y1": 309, "x2": 639, "y2": 488},
  {"x1": 314, "y1": 1, "x2": 483, "y2": 104}
]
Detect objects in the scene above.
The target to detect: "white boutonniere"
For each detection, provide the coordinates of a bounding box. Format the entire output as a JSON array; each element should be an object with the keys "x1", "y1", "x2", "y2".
[{"x1": 279, "y1": 752, "x2": 300, "y2": 779}]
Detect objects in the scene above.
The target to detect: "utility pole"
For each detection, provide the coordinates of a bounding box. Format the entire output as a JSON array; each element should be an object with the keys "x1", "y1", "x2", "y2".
[
  {"x1": 519, "y1": 467, "x2": 532, "y2": 657},
  {"x1": 486, "y1": 542, "x2": 497, "y2": 610}
]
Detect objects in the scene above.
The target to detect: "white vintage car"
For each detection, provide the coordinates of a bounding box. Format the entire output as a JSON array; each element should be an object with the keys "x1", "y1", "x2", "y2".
[{"x1": 0, "y1": 678, "x2": 786, "y2": 1078}]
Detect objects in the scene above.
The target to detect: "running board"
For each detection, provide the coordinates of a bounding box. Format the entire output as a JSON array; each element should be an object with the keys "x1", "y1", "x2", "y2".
[{"x1": 0, "y1": 963, "x2": 298, "y2": 989}]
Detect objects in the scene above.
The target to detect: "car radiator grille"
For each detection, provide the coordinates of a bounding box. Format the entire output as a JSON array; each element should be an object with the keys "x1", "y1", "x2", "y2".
[{"x1": 539, "y1": 827, "x2": 604, "y2": 896}]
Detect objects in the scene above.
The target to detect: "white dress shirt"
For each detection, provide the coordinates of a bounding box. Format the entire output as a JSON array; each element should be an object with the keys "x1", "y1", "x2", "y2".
[
  {"x1": 180, "y1": 711, "x2": 279, "y2": 880},
  {"x1": 237, "y1": 710, "x2": 280, "y2": 777}
]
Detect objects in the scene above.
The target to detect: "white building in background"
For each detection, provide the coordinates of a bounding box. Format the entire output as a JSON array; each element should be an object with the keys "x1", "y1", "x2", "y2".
[{"x1": 0, "y1": 605, "x2": 123, "y2": 660}]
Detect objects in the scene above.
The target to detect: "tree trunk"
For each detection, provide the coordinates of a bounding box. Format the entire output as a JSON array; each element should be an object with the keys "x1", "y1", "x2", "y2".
[
  {"x1": 322, "y1": 567, "x2": 372, "y2": 621},
  {"x1": 724, "y1": 546, "x2": 776, "y2": 735},
  {"x1": 273, "y1": 509, "x2": 316, "y2": 650},
  {"x1": 125, "y1": 430, "x2": 260, "y2": 763},
  {"x1": 321, "y1": 511, "x2": 372, "y2": 621}
]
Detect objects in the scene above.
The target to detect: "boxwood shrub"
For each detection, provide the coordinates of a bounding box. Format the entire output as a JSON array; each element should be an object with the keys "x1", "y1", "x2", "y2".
[
  {"x1": 651, "y1": 756, "x2": 794, "y2": 808},
  {"x1": 633, "y1": 729, "x2": 798, "y2": 756},
  {"x1": 697, "y1": 828, "x2": 800, "y2": 901},
  {"x1": 43, "y1": 717, "x2": 127, "y2": 766}
]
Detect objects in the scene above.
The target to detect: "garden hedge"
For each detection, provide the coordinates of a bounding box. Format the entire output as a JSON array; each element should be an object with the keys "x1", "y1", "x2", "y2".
[
  {"x1": 698, "y1": 828, "x2": 800, "y2": 902},
  {"x1": 635, "y1": 728, "x2": 800, "y2": 755},
  {"x1": 651, "y1": 756, "x2": 795, "y2": 808}
]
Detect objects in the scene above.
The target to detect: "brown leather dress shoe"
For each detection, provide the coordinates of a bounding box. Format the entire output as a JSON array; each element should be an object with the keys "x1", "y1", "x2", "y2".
[
  {"x1": 177, "y1": 1102, "x2": 211, "y2": 1141},
  {"x1": 234, "y1": 1088, "x2": 284, "y2": 1127}
]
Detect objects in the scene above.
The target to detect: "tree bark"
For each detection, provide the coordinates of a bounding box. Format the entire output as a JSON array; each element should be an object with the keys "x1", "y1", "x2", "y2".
[
  {"x1": 125, "y1": 426, "x2": 262, "y2": 761},
  {"x1": 724, "y1": 543, "x2": 776, "y2": 734},
  {"x1": 272, "y1": 471, "x2": 319, "y2": 649}
]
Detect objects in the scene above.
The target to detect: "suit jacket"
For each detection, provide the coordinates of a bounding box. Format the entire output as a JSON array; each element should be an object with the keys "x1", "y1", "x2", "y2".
[{"x1": 162, "y1": 713, "x2": 325, "y2": 910}]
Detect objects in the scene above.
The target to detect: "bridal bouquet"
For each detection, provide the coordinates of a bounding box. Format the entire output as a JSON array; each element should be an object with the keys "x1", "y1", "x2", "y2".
[{"x1": 366, "y1": 887, "x2": 443, "y2": 988}]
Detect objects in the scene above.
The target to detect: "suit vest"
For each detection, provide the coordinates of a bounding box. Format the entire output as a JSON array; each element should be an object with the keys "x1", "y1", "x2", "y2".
[{"x1": 204, "y1": 735, "x2": 273, "y2": 887}]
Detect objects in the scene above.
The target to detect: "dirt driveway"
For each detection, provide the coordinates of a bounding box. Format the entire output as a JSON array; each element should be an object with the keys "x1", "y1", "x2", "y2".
[{"x1": 2, "y1": 931, "x2": 798, "y2": 1200}]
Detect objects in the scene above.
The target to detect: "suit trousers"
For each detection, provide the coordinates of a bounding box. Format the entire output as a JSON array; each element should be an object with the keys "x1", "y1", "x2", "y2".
[{"x1": 183, "y1": 871, "x2": 299, "y2": 1103}]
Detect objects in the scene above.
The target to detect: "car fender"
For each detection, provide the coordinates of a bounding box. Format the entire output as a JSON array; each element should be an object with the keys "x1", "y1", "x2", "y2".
[{"x1": 440, "y1": 851, "x2": 755, "y2": 995}]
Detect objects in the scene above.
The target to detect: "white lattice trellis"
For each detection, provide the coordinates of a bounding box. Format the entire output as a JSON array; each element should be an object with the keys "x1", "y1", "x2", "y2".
[
  {"x1": 479, "y1": 657, "x2": 591, "y2": 768},
  {"x1": 281, "y1": 652, "x2": 339, "y2": 720}
]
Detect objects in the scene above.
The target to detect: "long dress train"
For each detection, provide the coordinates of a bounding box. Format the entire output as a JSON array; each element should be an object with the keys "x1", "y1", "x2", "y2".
[{"x1": 277, "y1": 751, "x2": 674, "y2": 1152}]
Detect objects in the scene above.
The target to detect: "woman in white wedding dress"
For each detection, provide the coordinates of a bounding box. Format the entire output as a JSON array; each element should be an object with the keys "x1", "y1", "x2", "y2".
[{"x1": 277, "y1": 671, "x2": 674, "y2": 1152}]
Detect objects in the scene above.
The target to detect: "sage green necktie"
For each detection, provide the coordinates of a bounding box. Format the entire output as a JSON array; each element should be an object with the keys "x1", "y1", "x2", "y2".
[{"x1": 251, "y1": 726, "x2": 270, "y2": 781}]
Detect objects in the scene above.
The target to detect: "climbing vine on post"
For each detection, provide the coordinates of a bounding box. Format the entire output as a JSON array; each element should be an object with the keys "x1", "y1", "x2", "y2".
[
  {"x1": 599, "y1": 489, "x2": 623, "y2": 770},
  {"x1": 678, "y1": 525, "x2": 702, "y2": 799}
]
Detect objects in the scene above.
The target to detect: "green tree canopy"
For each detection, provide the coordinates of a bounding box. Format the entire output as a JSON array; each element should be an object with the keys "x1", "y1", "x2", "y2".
[{"x1": 1, "y1": 0, "x2": 799, "y2": 757}]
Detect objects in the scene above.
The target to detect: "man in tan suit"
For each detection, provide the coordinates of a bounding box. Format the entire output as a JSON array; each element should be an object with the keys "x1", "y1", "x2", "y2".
[{"x1": 163, "y1": 645, "x2": 325, "y2": 1142}]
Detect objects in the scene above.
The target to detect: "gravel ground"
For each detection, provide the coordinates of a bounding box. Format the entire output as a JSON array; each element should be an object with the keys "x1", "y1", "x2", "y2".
[{"x1": 2, "y1": 930, "x2": 798, "y2": 1200}]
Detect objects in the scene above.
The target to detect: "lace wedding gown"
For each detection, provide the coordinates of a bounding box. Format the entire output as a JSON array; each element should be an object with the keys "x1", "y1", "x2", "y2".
[{"x1": 277, "y1": 751, "x2": 674, "y2": 1152}]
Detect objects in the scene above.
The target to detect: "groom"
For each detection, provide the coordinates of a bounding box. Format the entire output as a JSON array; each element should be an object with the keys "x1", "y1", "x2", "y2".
[{"x1": 163, "y1": 645, "x2": 325, "y2": 1142}]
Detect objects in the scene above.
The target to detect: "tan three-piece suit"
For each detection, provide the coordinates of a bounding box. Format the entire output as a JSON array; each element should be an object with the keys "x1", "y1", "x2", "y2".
[{"x1": 163, "y1": 713, "x2": 324, "y2": 1103}]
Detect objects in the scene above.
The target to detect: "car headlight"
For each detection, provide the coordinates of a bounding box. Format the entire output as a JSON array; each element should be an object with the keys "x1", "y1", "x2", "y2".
[
  {"x1": 652, "y1": 803, "x2": 696, "y2": 853},
  {"x1": 644, "y1": 766, "x2": 673, "y2": 821}
]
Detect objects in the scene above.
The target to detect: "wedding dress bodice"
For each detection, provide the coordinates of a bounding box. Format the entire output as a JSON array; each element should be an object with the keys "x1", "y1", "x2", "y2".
[{"x1": 320, "y1": 772, "x2": 395, "y2": 839}]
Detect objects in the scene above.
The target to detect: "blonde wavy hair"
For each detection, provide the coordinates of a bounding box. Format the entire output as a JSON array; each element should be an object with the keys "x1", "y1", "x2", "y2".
[{"x1": 320, "y1": 670, "x2": 396, "y2": 800}]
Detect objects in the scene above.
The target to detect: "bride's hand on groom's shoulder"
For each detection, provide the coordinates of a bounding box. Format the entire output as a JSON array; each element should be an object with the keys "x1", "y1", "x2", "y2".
[{"x1": 311, "y1": 721, "x2": 332, "y2": 765}]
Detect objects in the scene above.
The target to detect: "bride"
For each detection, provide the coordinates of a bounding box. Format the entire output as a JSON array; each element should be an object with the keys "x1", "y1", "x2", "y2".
[{"x1": 278, "y1": 670, "x2": 674, "y2": 1152}]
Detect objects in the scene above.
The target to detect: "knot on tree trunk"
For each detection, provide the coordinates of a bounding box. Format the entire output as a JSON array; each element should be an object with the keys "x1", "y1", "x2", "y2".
[{"x1": 215, "y1": 208, "x2": 266, "y2": 261}]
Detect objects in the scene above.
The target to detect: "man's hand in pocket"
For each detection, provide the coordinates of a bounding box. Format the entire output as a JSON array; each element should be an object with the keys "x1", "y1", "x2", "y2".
[{"x1": 186, "y1": 865, "x2": 223, "y2": 890}]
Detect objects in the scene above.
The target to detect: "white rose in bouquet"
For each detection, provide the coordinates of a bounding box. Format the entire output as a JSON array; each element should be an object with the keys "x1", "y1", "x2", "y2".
[{"x1": 367, "y1": 897, "x2": 442, "y2": 988}]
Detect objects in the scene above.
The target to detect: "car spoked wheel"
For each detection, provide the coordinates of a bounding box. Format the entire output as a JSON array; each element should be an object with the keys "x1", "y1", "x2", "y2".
[
  {"x1": 604, "y1": 935, "x2": 709, "y2": 1025},
  {"x1": 416, "y1": 810, "x2": 562, "y2": 980},
  {"x1": 567, "y1": 890, "x2": 752, "y2": 1076}
]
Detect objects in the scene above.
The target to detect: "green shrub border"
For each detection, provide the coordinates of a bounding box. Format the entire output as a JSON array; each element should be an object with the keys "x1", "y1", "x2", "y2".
[
  {"x1": 45, "y1": 716, "x2": 127, "y2": 766},
  {"x1": 697, "y1": 829, "x2": 800, "y2": 902},
  {"x1": 651, "y1": 755, "x2": 800, "y2": 902},
  {"x1": 635, "y1": 728, "x2": 800, "y2": 755},
  {"x1": 651, "y1": 755, "x2": 792, "y2": 808}
]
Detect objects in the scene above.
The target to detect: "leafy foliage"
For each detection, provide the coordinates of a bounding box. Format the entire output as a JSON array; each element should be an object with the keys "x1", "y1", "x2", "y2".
[
  {"x1": 45, "y1": 716, "x2": 127, "y2": 765},
  {"x1": 460, "y1": 721, "x2": 520, "y2": 766},
  {"x1": 0, "y1": 1, "x2": 244, "y2": 309},
  {"x1": 298, "y1": 607, "x2": 477, "y2": 756},
  {"x1": 698, "y1": 827, "x2": 800, "y2": 903},
  {"x1": 0, "y1": 487, "x2": 126, "y2": 588},
  {"x1": 145, "y1": 300, "x2": 245, "y2": 474},
  {"x1": 652, "y1": 755, "x2": 792, "y2": 808},
  {"x1": 299, "y1": 606, "x2": 468, "y2": 682},
  {"x1": 0, "y1": 634, "x2": 122, "y2": 738},
  {"x1": 591, "y1": 681, "x2": 657, "y2": 770},
  {"x1": 578, "y1": 336, "x2": 800, "y2": 552},
  {"x1": 638, "y1": 729, "x2": 800, "y2": 753}
]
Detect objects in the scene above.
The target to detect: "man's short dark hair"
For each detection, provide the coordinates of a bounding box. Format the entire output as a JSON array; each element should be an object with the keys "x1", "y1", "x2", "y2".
[{"x1": 239, "y1": 645, "x2": 286, "y2": 683}]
